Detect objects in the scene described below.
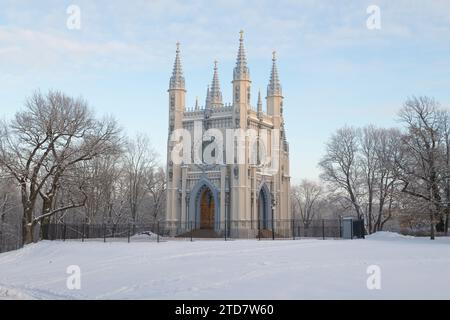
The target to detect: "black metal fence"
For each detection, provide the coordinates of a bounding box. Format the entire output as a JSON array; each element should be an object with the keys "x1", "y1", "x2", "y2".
[
  {"x1": 352, "y1": 219, "x2": 365, "y2": 239},
  {"x1": 0, "y1": 233, "x2": 21, "y2": 253},
  {"x1": 40, "y1": 218, "x2": 365, "y2": 242},
  {"x1": 0, "y1": 226, "x2": 21, "y2": 253}
]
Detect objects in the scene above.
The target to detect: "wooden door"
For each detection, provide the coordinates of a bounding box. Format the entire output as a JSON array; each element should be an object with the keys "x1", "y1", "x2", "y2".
[{"x1": 200, "y1": 189, "x2": 215, "y2": 229}]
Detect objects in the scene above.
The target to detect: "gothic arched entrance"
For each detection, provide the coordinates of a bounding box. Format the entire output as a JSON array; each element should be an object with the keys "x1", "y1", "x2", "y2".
[
  {"x1": 200, "y1": 187, "x2": 215, "y2": 229},
  {"x1": 258, "y1": 184, "x2": 271, "y2": 229},
  {"x1": 188, "y1": 178, "x2": 220, "y2": 231}
]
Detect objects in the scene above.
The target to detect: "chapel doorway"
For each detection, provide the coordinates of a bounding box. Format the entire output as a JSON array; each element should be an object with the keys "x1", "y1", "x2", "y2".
[
  {"x1": 200, "y1": 187, "x2": 215, "y2": 229},
  {"x1": 258, "y1": 187, "x2": 270, "y2": 229}
]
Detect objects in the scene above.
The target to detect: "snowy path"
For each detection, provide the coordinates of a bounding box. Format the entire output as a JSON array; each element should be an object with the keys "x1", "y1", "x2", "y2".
[{"x1": 0, "y1": 232, "x2": 449, "y2": 299}]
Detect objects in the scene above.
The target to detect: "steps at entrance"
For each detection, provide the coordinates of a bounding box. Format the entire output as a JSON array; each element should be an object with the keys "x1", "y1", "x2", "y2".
[
  {"x1": 177, "y1": 228, "x2": 221, "y2": 238},
  {"x1": 256, "y1": 229, "x2": 280, "y2": 239},
  {"x1": 176, "y1": 228, "x2": 280, "y2": 239}
]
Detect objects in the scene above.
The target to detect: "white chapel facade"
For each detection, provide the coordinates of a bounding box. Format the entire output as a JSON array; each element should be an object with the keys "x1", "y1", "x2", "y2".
[{"x1": 165, "y1": 32, "x2": 291, "y2": 236}]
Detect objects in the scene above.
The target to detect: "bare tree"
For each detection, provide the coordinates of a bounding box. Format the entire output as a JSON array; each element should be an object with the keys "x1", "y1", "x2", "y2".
[
  {"x1": 0, "y1": 168, "x2": 21, "y2": 251},
  {"x1": 124, "y1": 134, "x2": 157, "y2": 225},
  {"x1": 372, "y1": 128, "x2": 402, "y2": 232},
  {"x1": 319, "y1": 126, "x2": 363, "y2": 219},
  {"x1": 319, "y1": 125, "x2": 401, "y2": 233},
  {"x1": 359, "y1": 126, "x2": 401, "y2": 233},
  {"x1": 81, "y1": 154, "x2": 123, "y2": 224},
  {"x1": 291, "y1": 180, "x2": 323, "y2": 227},
  {"x1": 396, "y1": 96, "x2": 447, "y2": 240},
  {"x1": 359, "y1": 125, "x2": 378, "y2": 232},
  {"x1": 71, "y1": 137, "x2": 163, "y2": 226},
  {"x1": 0, "y1": 90, "x2": 122, "y2": 244},
  {"x1": 441, "y1": 110, "x2": 450, "y2": 235},
  {"x1": 145, "y1": 166, "x2": 166, "y2": 221}
]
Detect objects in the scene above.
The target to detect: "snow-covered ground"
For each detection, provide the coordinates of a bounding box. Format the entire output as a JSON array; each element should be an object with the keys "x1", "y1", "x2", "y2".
[{"x1": 0, "y1": 232, "x2": 449, "y2": 299}]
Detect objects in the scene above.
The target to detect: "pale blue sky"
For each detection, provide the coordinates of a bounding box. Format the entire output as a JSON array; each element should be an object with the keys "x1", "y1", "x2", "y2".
[{"x1": 1, "y1": 0, "x2": 450, "y2": 183}]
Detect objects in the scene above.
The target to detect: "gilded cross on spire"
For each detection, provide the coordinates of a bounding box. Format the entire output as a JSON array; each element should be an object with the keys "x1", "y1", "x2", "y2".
[
  {"x1": 272, "y1": 51, "x2": 277, "y2": 61},
  {"x1": 239, "y1": 30, "x2": 244, "y2": 39}
]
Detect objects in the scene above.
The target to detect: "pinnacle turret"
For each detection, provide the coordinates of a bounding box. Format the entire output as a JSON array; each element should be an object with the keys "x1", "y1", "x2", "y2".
[
  {"x1": 257, "y1": 90, "x2": 263, "y2": 114},
  {"x1": 205, "y1": 85, "x2": 210, "y2": 108},
  {"x1": 169, "y1": 42, "x2": 185, "y2": 90},
  {"x1": 233, "y1": 30, "x2": 250, "y2": 81},
  {"x1": 209, "y1": 61, "x2": 223, "y2": 108},
  {"x1": 267, "y1": 51, "x2": 282, "y2": 97}
]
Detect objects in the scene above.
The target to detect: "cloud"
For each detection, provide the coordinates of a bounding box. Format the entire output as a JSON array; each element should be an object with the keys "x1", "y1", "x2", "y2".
[
  {"x1": 1, "y1": 0, "x2": 449, "y2": 76},
  {"x1": 0, "y1": 26, "x2": 156, "y2": 77},
  {"x1": 1, "y1": 0, "x2": 449, "y2": 182}
]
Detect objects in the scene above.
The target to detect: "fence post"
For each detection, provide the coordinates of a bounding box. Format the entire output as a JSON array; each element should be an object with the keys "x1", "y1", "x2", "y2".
[
  {"x1": 339, "y1": 218, "x2": 342, "y2": 238},
  {"x1": 351, "y1": 219, "x2": 353, "y2": 240},
  {"x1": 63, "y1": 224, "x2": 66, "y2": 242},
  {"x1": 82, "y1": 223, "x2": 85, "y2": 242},
  {"x1": 322, "y1": 219, "x2": 325, "y2": 240},
  {"x1": 272, "y1": 218, "x2": 275, "y2": 241},
  {"x1": 157, "y1": 221, "x2": 160, "y2": 243},
  {"x1": 361, "y1": 218, "x2": 365, "y2": 239},
  {"x1": 127, "y1": 224, "x2": 131, "y2": 243},
  {"x1": 224, "y1": 217, "x2": 227, "y2": 241},
  {"x1": 292, "y1": 219, "x2": 295, "y2": 240},
  {"x1": 258, "y1": 219, "x2": 261, "y2": 241},
  {"x1": 103, "y1": 224, "x2": 106, "y2": 243},
  {"x1": 190, "y1": 221, "x2": 193, "y2": 242}
]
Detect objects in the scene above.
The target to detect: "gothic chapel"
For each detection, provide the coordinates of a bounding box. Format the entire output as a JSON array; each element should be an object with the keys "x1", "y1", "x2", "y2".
[{"x1": 166, "y1": 31, "x2": 291, "y2": 237}]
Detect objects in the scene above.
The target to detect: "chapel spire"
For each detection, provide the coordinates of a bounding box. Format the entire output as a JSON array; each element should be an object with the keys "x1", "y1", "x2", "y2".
[
  {"x1": 169, "y1": 42, "x2": 185, "y2": 90},
  {"x1": 257, "y1": 90, "x2": 263, "y2": 114},
  {"x1": 195, "y1": 97, "x2": 199, "y2": 110},
  {"x1": 267, "y1": 51, "x2": 282, "y2": 97},
  {"x1": 233, "y1": 30, "x2": 250, "y2": 81},
  {"x1": 209, "y1": 60, "x2": 223, "y2": 108}
]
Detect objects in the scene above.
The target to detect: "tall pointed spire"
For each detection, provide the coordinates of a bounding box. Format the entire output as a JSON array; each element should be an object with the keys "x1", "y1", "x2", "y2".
[
  {"x1": 169, "y1": 42, "x2": 185, "y2": 90},
  {"x1": 257, "y1": 90, "x2": 263, "y2": 114},
  {"x1": 195, "y1": 96, "x2": 199, "y2": 110},
  {"x1": 233, "y1": 30, "x2": 250, "y2": 81},
  {"x1": 209, "y1": 60, "x2": 223, "y2": 108},
  {"x1": 267, "y1": 51, "x2": 282, "y2": 97}
]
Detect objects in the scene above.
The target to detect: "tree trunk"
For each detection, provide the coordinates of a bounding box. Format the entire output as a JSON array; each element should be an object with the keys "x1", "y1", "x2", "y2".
[
  {"x1": 445, "y1": 203, "x2": 449, "y2": 236},
  {"x1": 22, "y1": 220, "x2": 36, "y2": 245},
  {"x1": 430, "y1": 211, "x2": 435, "y2": 240},
  {"x1": 22, "y1": 207, "x2": 34, "y2": 245},
  {"x1": 40, "y1": 197, "x2": 53, "y2": 240},
  {"x1": 367, "y1": 183, "x2": 373, "y2": 234},
  {"x1": 428, "y1": 185, "x2": 436, "y2": 240}
]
